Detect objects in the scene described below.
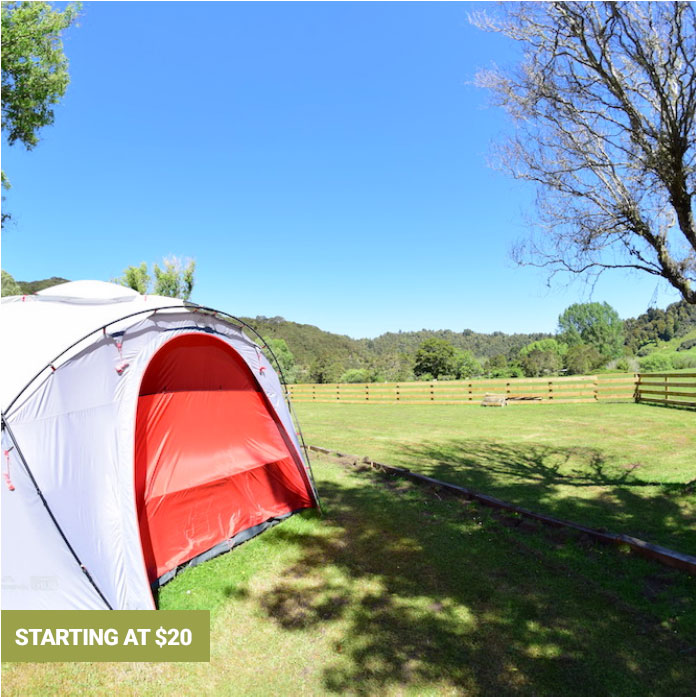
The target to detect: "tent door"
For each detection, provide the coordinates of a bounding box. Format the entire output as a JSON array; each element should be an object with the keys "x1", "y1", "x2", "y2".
[{"x1": 134, "y1": 334, "x2": 313, "y2": 584}]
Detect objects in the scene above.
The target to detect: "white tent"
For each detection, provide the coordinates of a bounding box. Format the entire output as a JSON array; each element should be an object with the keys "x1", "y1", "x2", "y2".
[{"x1": 1, "y1": 281, "x2": 319, "y2": 610}]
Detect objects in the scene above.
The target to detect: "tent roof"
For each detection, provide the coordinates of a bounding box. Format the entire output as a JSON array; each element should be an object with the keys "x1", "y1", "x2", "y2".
[{"x1": 1, "y1": 281, "x2": 186, "y2": 411}]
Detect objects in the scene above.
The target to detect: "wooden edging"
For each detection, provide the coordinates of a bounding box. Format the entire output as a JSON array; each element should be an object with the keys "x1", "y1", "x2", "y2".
[{"x1": 308, "y1": 445, "x2": 696, "y2": 576}]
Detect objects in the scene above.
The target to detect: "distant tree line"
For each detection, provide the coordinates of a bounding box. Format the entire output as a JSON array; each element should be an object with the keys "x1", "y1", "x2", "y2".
[{"x1": 3, "y1": 271, "x2": 696, "y2": 380}]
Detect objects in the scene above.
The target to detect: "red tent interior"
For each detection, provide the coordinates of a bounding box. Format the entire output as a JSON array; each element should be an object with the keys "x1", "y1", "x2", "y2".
[{"x1": 135, "y1": 334, "x2": 314, "y2": 583}]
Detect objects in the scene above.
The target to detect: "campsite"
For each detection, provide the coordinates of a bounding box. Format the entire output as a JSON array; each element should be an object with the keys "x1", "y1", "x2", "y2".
[
  {"x1": 2, "y1": 1, "x2": 696, "y2": 695},
  {"x1": 1, "y1": 282, "x2": 695, "y2": 694}
]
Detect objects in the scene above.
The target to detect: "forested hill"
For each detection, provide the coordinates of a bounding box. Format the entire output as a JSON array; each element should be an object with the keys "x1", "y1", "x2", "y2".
[
  {"x1": 242, "y1": 315, "x2": 552, "y2": 383},
  {"x1": 4, "y1": 275, "x2": 696, "y2": 382}
]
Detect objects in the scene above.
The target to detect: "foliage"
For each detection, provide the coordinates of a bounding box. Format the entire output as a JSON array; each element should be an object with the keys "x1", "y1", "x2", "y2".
[
  {"x1": 639, "y1": 352, "x2": 676, "y2": 373},
  {"x1": 565, "y1": 343, "x2": 603, "y2": 375},
  {"x1": 116, "y1": 257, "x2": 196, "y2": 300},
  {"x1": 340, "y1": 368, "x2": 373, "y2": 384},
  {"x1": 14, "y1": 275, "x2": 68, "y2": 294},
  {"x1": 413, "y1": 338, "x2": 458, "y2": 379},
  {"x1": 1, "y1": 269, "x2": 22, "y2": 296},
  {"x1": 520, "y1": 348, "x2": 563, "y2": 377},
  {"x1": 153, "y1": 256, "x2": 195, "y2": 300},
  {"x1": 639, "y1": 351, "x2": 696, "y2": 372},
  {"x1": 519, "y1": 338, "x2": 567, "y2": 358},
  {"x1": 261, "y1": 337, "x2": 296, "y2": 383},
  {"x1": 624, "y1": 301, "x2": 696, "y2": 352},
  {"x1": 309, "y1": 353, "x2": 345, "y2": 384},
  {"x1": 1, "y1": 1, "x2": 79, "y2": 214},
  {"x1": 558, "y1": 302, "x2": 624, "y2": 359},
  {"x1": 117, "y1": 262, "x2": 149, "y2": 295},
  {"x1": 453, "y1": 349, "x2": 482, "y2": 379},
  {"x1": 474, "y1": 2, "x2": 696, "y2": 303}
]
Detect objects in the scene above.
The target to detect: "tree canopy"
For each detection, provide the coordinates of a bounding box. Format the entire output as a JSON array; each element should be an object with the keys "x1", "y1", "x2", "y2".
[
  {"x1": 474, "y1": 2, "x2": 696, "y2": 304},
  {"x1": 115, "y1": 257, "x2": 196, "y2": 300},
  {"x1": 413, "y1": 338, "x2": 458, "y2": 379},
  {"x1": 558, "y1": 302, "x2": 625, "y2": 359},
  {"x1": 1, "y1": 1, "x2": 79, "y2": 198}
]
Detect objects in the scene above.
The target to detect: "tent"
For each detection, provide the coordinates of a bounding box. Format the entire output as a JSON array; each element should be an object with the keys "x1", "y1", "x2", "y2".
[{"x1": 1, "y1": 281, "x2": 319, "y2": 610}]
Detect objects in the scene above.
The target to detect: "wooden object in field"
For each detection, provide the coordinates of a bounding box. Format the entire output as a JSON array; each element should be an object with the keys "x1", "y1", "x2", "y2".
[
  {"x1": 481, "y1": 393, "x2": 507, "y2": 407},
  {"x1": 634, "y1": 372, "x2": 696, "y2": 409}
]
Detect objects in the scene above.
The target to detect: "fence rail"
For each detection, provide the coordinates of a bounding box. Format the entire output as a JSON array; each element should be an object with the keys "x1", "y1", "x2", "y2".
[
  {"x1": 634, "y1": 372, "x2": 696, "y2": 409},
  {"x1": 287, "y1": 374, "x2": 640, "y2": 405}
]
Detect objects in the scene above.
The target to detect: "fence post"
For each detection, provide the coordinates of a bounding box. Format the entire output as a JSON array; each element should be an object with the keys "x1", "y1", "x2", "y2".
[
  {"x1": 365, "y1": 383, "x2": 369, "y2": 401},
  {"x1": 396, "y1": 384, "x2": 400, "y2": 402},
  {"x1": 593, "y1": 376, "x2": 598, "y2": 401},
  {"x1": 430, "y1": 382, "x2": 435, "y2": 401},
  {"x1": 468, "y1": 381, "x2": 473, "y2": 402},
  {"x1": 548, "y1": 380, "x2": 553, "y2": 401}
]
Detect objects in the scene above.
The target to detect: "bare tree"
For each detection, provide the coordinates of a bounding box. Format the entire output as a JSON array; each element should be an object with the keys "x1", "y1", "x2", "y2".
[{"x1": 472, "y1": 2, "x2": 696, "y2": 303}]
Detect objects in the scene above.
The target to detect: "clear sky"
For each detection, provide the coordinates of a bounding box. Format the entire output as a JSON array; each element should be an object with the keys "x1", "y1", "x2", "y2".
[{"x1": 1, "y1": 1, "x2": 682, "y2": 338}]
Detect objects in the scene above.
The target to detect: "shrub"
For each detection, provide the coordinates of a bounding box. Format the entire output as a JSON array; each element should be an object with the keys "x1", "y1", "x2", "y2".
[
  {"x1": 340, "y1": 368, "x2": 372, "y2": 384},
  {"x1": 677, "y1": 337, "x2": 696, "y2": 352},
  {"x1": 638, "y1": 353, "x2": 673, "y2": 372}
]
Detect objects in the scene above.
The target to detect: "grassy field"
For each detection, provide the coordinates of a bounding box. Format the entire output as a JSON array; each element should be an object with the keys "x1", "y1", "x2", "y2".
[
  {"x1": 3, "y1": 453, "x2": 695, "y2": 696},
  {"x1": 295, "y1": 401, "x2": 696, "y2": 554},
  {"x1": 3, "y1": 401, "x2": 695, "y2": 696}
]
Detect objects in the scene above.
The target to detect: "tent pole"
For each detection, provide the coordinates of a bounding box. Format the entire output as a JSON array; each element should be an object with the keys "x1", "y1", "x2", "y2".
[{"x1": 1, "y1": 414, "x2": 114, "y2": 610}]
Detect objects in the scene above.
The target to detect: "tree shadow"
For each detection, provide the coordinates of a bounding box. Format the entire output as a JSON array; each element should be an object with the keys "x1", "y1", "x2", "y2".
[
  {"x1": 395, "y1": 439, "x2": 696, "y2": 554},
  {"x1": 246, "y1": 460, "x2": 696, "y2": 696}
]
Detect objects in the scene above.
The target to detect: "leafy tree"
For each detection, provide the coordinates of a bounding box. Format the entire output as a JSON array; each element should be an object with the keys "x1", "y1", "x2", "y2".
[
  {"x1": 474, "y1": 2, "x2": 696, "y2": 304},
  {"x1": 153, "y1": 257, "x2": 195, "y2": 300},
  {"x1": 564, "y1": 343, "x2": 603, "y2": 375},
  {"x1": 413, "y1": 338, "x2": 458, "y2": 379},
  {"x1": 309, "y1": 354, "x2": 344, "y2": 384},
  {"x1": 558, "y1": 302, "x2": 624, "y2": 359},
  {"x1": 520, "y1": 348, "x2": 563, "y2": 378},
  {"x1": 1, "y1": 269, "x2": 22, "y2": 296},
  {"x1": 116, "y1": 257, "x2": 195, "y2": 300},
  {"x1": 1, "y1": 1, "x2": 79, "y2": 218},
  {"x1": 340, "y1": 368, "x2": 372, "y2": 384},
  {"x1": 116, "y1": 263, "x2": 149, "y2": 295},
  {"x1": 519, "y1": 338, "x2": 568, "y2": 359},
  {"x1": 453, "y1": 350, "x2": 482, "y2": 379},
  {"x1": 260, "y1": 337, "x2": 297, "y2": 383}
]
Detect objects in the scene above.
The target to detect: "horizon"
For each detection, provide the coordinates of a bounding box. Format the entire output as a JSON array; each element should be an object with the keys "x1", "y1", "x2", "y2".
[{"x1": 7, "y1": 272, "x2": 680, "y2": 343}]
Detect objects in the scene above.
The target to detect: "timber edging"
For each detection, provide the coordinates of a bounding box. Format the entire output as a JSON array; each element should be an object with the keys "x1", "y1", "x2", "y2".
[{"x1": 309, "y1": 445, "x2": 696, "y2": 576}]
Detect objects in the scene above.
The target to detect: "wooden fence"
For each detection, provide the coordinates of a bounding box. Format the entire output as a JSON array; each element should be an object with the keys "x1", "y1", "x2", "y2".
[
  {"x1": 287, "y1": 373, "x2": 638, "y2": 405},
  {"x1": 634, "y1": 372, "x2": 696, "y2": 409}
]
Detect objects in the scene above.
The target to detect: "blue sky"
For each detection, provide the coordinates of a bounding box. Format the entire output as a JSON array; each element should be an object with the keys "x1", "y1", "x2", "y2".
[{"x1": 1, "y1": 1, "x2": 682, "y2": 338}]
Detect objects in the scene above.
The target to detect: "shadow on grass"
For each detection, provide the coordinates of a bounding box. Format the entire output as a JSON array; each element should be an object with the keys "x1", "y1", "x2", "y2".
[
  {"x1": 249, "y1": 461, "x2": 695, "y2": 697},
  {"x1": 395, "y1": 440, "x2": 696, "y2": 554}
]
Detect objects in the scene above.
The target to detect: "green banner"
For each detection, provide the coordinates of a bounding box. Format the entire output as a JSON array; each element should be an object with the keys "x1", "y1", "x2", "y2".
[{"x1": 1, "y1": 610, "x2": 210, "y2": 662}]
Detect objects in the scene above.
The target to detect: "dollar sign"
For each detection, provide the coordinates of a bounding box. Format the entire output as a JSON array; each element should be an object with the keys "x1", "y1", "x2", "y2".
[{"x1": 155, "y1": 626, "x2": 167, "y2": 648}]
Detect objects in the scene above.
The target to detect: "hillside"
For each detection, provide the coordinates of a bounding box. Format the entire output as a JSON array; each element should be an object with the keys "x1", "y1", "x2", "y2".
[{"x1": 5, "y1": 274, "x2": 696, "y2": 381}]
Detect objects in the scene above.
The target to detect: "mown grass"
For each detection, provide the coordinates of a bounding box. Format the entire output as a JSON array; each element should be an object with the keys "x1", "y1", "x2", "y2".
[
  {"x1": 295, "y1": 401, "x2": 696, "y2": 554},
  {"x1": 3, "y1": 454, "x2": 695, "y2": 696}
]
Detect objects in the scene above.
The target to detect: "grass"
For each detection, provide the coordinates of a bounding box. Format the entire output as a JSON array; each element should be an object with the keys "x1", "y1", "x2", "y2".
[
  {"x1": 3, "y1": 401, "x2": 695, "y2": 695},
  {"x1": 294, "y1": 401, "x2": 696, "y2": 554},
  {"x1": 3, "y1": 454, "x2": 695, "y2": 696}
]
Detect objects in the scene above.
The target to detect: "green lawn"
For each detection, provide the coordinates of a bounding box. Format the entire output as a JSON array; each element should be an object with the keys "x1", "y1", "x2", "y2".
[
  {"x1": 4, "y1": 454, "x2": 695, "y2": 696},
  {"x1": 3, "y1": 401, "x2": 695, "y2": 696},
  {"x1": 295, "y1": 401, "x2": 696, "y2": 554}
]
